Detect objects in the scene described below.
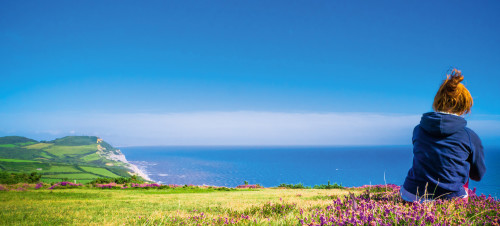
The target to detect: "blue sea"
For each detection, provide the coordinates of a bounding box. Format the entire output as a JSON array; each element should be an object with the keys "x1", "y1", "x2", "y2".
[{"x1": 121, "y1": 146, "x2": 500, "y2": 198}]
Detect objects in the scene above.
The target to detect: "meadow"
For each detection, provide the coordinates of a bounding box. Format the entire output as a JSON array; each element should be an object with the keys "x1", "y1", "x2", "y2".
[{"x1": 0, "y1": 183, "x2": 498, "y2": 225}]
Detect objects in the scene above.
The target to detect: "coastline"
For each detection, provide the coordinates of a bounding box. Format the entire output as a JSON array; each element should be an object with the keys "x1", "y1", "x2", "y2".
[
  {"x1": 119, "y1": 146, "x2": 500, "y2": 197},
  {"x1": 105, "y1": 148, "x2": 153, "y2": 182},
  {"x1": 126, "y1": 162, "x2": 153, "y2": 182}
]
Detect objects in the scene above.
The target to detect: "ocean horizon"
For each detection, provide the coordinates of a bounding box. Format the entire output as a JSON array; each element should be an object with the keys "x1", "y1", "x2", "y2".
[{"x1": 121, "y1": 145, "x2": 500, "y2": 198}]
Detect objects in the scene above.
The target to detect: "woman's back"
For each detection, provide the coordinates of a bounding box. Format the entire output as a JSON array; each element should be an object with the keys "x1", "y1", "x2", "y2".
[
  {"x1": 403, "y1": 112, "x2": 485, "y2": 199},
  {"x1": 401, "y1": 69, "x2": 486, "y2": 201}
]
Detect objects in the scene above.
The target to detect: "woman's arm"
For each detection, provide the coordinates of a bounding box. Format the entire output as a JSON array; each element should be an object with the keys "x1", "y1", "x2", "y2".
[{"x1": 467, "y1": 129, "x2": 486, "y2": 181}]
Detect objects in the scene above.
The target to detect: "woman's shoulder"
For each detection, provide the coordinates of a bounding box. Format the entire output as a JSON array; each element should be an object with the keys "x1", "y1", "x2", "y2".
[{"x1": 463, "y1": 127, "x2": 482, "y2": 144}]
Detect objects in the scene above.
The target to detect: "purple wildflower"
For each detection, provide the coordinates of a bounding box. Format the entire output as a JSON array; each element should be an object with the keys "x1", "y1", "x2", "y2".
[{"x1": 35, "y1": 182, "x2": 44, "y2": 189}]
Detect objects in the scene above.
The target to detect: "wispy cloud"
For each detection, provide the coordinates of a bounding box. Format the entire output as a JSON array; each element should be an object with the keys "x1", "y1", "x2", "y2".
[{"x1": 0, "y1": 111, "x2": 498, "y2": 146}]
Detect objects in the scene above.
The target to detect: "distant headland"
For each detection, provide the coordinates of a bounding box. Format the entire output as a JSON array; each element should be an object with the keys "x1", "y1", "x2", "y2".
[{"x1": 0, "y1": 135, "x2": 150, "y2": 183}]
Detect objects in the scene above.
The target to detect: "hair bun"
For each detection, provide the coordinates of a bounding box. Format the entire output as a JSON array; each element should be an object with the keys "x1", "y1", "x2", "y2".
[
  {"x1": 433, "y1": 68, "x2": 473, "y2": 115},
  {"x1": 445, "y1": 68, "x2": 464, "y2": 91}
]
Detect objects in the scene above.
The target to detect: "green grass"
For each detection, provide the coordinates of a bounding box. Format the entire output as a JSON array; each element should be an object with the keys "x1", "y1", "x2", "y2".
[
  {"x1": 1, "y1": 185, "x2": 498, "y2": 225},
  {"x1": 42, "y1": 173, "x2": 98, "y2": 180},
  {"x1": 0, "y1": 162, "x2": 123, "y2": 182},
  {"x1": 0, "y1": 187, "x2": 351, "y2": 225},
  {"x1": 0, "y1": 161, "x2": 49, "y2": 172},
  {"x1": 37, "y1": 151, "x2": 53, "y2": 159},
  {"x1": 44, "y1": 144, "x2": 97, "y2": 157},
  {"x1": 17, "y1": 142, "x2": 37, "y2": 146},
  {"x1": 80, "y1": 166, "x2": 119, "y2": 178},
  {"x1": 24, "y1": 143, "x2": 53, "y2": 149},
  {"x1": 81, "y1": 153, "x2": 101, "y2": 162},
  {"x1": 0, "y1": 148, "x2": 49, "y2": 162},
  {"x1": 42, "y1": 166, "x2": 82, "y2": 173},
  {"x1": 53, "y1": 136, "x2": 98, "y2": 146},
  {"x1": 0, "y1": 144, "x2": 17, "y2": 148},
  {"x1": 0, "y1": 158, "x2": 39, "y2": 163},
  {"x1": 40, "y1": 178, "x2": 93, "y2": 184}
]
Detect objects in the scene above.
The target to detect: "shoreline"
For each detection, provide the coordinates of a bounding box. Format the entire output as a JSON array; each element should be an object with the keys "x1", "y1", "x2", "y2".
[
  {"x1": 108, "y1": 148, "x2": 153, "y2": 182},
  {"x1": 126, "y1": 162, "x2": 153, "y2": 182},
  {"x1": 118, "y1": 146, "x2": 499, "y2": 197}
]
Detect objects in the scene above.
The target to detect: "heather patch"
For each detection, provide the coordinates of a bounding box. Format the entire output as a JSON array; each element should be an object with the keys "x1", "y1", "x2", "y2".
[
  {"x1": 48, "y1": 181, "x2": 83, "y2": 189},
  {"x1": 297, "y1": 185, "x2": 499, "y2": 226},
  {"x1": 236, "y1": 184, "x2": 263, "y2": 189}
]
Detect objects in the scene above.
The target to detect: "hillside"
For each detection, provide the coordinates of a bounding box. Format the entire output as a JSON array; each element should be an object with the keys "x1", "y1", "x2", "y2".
[
  {"x1": 0, "y1": 136, "x2": 37, "y2": 145},
  {"x1": 0, "y1": 136, "x2": 148, "y2": 183}
]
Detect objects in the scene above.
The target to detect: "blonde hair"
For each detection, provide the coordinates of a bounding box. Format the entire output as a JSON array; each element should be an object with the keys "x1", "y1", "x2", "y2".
[{"x1": 432, "y1": 69, "x2": 473, "y2": 115}]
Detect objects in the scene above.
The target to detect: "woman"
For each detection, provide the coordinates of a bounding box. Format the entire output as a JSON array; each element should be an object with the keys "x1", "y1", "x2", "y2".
[{"x1": 401, "y1": 69, "x2": 486, "y2": 202}]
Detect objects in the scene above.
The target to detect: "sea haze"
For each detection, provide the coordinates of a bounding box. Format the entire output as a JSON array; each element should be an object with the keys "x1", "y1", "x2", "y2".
[{"x1": 121, "y1": 146, "x2": 499, "y2": 198}]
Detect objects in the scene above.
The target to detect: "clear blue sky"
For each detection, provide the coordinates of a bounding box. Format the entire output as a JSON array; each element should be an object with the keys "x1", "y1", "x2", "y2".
[{"x1": 1, "y1": 1, "x2": 499, "y2": 145}]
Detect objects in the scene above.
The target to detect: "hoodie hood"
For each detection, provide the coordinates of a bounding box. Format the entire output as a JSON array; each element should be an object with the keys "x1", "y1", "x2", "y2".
[{"x1": 419, "y1": 112, "x2": 467, "y2": 136}]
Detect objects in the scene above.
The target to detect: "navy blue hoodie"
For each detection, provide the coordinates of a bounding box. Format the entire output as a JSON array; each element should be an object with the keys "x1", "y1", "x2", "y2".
[{"x1": 403, "y1": 112, "x2": 486, "y2": 199}]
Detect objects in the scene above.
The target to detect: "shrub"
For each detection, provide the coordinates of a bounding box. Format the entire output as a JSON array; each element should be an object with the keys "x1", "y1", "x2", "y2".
[
  {"x1": 0, "y1": 172, "x2": 42, "y2": 184},
  {"x1": 89, "y1": 176, "x2": 142, "y2": 185},
  {"x1": 216, "y1": 187, "x2": 232, "y2": 191},
  {"x1": 313, "y1": 180, "x2": 344, "y2": 189},
  {"x1": 278, "y1": 183, "x2": 310, "y2": 189},
  {"x1": 48, "y1": 181, "x2": 82, "y2": 189}
]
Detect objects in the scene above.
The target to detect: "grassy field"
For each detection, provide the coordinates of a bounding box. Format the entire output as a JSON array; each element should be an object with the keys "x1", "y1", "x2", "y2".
[
  {"x1": 42, "y1": 173, "x2": 99, "y2": 180},
  {"x1": 0, "y1": 186, "x2": 351, "y2": 225},
  {"x1": 39, "y1": 178, "x2": 93, "y2": 184},
  {"x1": 0, "y1": 142, "x2": 37, "y2": 148},
  {"x1": 42, "y1": 165, "x2": 82, "y2": 173},
  {"x1": 43, "y1": 144, "x2": 98, "y2": 157},
  {"x1": 0, "y1": 161, "x2": 129, "y2": 182},
  {"x1": 0, "y1": 158, "x2": 39, "y2": 163},
  {"x1": 1, "y1": 184, "x2": 499, "y2": 225},
  {"x1": 24, "y1": 143, "x2": 53, "y2": 149},
  {"x1": 80, "y1": 166, "x2": 119, "y2": 178},
  {"x1": 81, "y1": 153, "x2": 102, "y2": 162},
  {"x1": 0, "y1": 161, "x2": 49, "y2": 172}
]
